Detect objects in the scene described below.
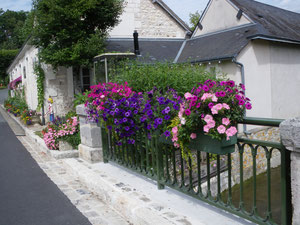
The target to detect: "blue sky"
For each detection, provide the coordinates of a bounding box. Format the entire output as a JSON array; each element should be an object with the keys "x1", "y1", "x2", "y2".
[{"x1": 1, "y1": 0, "x2": 300, "y2": 25}]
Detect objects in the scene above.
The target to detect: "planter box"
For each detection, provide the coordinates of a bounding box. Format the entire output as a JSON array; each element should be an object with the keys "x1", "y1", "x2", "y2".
[{"x1": 160, "y1": 132, "x2": 237, "y2": 155}]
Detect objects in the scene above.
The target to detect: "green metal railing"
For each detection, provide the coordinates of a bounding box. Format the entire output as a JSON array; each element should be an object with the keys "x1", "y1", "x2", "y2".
[{"x1": 100, "y1": 117, "x2": 291, "y2": 225}]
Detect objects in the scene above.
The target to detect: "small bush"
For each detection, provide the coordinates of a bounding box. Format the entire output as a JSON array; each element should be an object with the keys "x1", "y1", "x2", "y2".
[{"x1": 110, "y1": 61, "x2": 217, "y2": 96}]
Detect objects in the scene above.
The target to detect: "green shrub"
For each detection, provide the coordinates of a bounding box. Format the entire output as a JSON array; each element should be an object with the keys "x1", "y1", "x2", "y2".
[{"x1": 109, "y1": 61, "x2": 218, "y2": 96}]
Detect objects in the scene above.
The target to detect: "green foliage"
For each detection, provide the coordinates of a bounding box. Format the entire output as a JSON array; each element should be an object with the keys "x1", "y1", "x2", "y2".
[
  {"x1": 31, "y1": 0, "x2": 124, "y2": 67},
  {"x1": 0, "y1": 9, "x2": 30, "y2": 49},
  {"x1": 189, "y1": 10, "x2": 201, "y2": 31},
  {"x1": 57, "y1": 132, "x2": 81, "y2": 149},
  {"x1": 65, "y1": 110, "x2": 77, "y2": 119},
  {"x1": 34, "y1": 63, "x2": 45, "y2": 110},
  {"x1": 74, "y1": 92, "x2": 89, "y2": 108},
  {"x1": 0, "y1": 49, "x2": 18, "y2": 79},
  {"x1": 4, "y1": 94, "x2": 28, "y2": 116},
  {"x1": 110, "y1": 61, "x2": 217, "y2": 96}
]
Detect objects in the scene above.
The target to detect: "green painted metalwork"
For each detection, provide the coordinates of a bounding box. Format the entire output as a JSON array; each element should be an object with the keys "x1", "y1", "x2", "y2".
[{"x1": 99, "y1": 118, "x2": 292, "y2": 225}]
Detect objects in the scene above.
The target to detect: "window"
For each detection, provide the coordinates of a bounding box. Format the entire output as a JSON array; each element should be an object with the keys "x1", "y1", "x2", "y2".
[{"x1": 23, "y1": 66, "x2": 26, "y2": 79}]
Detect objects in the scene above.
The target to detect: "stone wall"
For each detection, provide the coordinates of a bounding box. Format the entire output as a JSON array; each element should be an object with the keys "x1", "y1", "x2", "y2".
[
  {"x1": 109, "y1": 0, "x2": 187, "y2": 38},
  {"x1": 231, "y1": 127, "x2": 281, "y2": 183},
  {"x1": 44, "y1": 65, "x2": 74, "y2": 118}
]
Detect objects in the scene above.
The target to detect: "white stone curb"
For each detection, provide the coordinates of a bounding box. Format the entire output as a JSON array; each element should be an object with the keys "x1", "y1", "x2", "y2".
[
  {"x1": 63, "y1": 159, "x2": 253, "y2": 225},
  {"x1": 0, "y1": 104, "x2": 78, "y2": 159}
]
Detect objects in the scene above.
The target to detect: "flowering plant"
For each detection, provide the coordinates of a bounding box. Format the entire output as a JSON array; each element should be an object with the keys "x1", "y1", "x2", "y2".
[
  {"x1": 21, "y1": 110, "x2": 35, "y2": 124},
  {"x1": 85, "y1": 82, "x2": 143, "y2": 144},
  {"x1": 42, "y1": 116, "x2": 79, "y2": 150},
  {"x1": 140, "y1": 88, "x2": 182, "y2": 138},
  {"x1": 170, "y1": 80, "x2": 251, "y2": 156}
]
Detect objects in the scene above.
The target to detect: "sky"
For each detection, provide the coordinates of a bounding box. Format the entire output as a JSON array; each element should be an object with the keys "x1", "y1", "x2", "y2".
[{"x1": 1, "y1": 0, "x2": 300, "y2": 25}]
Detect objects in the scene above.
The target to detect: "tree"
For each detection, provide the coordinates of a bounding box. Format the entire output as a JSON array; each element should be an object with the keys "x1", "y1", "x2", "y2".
[
  {"x1": 189, "y1": 10, "x2": 201, "y2": 31},
  {"x1": 31, "y1": 0, "x2": 124, "y2": 68},
  {"x1": 0, "y1": 9, "x2": 29, "y2": 49},
  {"x1": 0, "y1": 49, "x2": 18, "y2": 80}
]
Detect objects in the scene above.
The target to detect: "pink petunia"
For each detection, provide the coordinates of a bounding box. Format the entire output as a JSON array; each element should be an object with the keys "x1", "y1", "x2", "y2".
[
  {"x1": 174, "y1": 143, "x2": 180, "y2": 148},
  {"x1": 222, "y1": 103, "x2": 230, "y2": 110},
  {"x1": 203, "y1": 125, "x2": 210, "y2": 133},
  {"x1": 207, "y1": 120, "x2": 216, "y2": 128},
  {"x1": 222, "y1": 118, "x2": 230, "y2": 126},
  {"x1": 215, "y1": 103, "x2": 223, "y2": 110},
  {"x1": 204, "y1": 114, "x2": 213, "y2": 123},
  {"x1": 190, "y1": 133, "x2": 197, "y2": 139},
  {"x1": 217, "y1": 125, "x2": 226, "y2": 134}
]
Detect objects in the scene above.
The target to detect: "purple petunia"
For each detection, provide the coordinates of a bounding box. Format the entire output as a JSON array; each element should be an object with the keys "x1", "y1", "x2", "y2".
[
  {"x1": 164, "y1": 115, "x2": 170, "y2": 120},
  {"x1": 185, "y1": 109, "x2": 191, "y2": 116},
  {"x1": 164, "y1": 130, "x2": 171, "y2": 137}
]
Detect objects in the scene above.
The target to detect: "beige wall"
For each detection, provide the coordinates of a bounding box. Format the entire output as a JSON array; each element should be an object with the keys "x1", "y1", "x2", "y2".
[
  {"x1": 194, "y1": 0, "x2": 251, "y2": 37},
  {"x1": 205, "y1": 40, "x2": 300, "y2": 120},
  {"x1": 237, "y1": 40, "x2": 273, "y2": 119},
  {"x1": 109, "y1": 0, "x2": 186, "y2": 38},
  {"x1": 270, "y1": 42, "x2": 300, "y2": 119}
]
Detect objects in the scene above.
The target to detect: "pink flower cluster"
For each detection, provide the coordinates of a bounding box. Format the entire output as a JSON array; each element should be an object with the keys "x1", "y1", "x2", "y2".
[
  {"x1": 43, "y1": 117, "x2": 79, "y2": 150},
  {"x1": 170, "y1": 79, "x2": 252, "y2": 148},
  {"x1": 203, "y1": 115, "x2": 237, "y2": 140}
]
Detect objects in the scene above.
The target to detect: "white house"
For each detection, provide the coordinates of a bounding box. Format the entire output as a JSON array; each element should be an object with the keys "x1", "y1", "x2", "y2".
[{"x1": 175, "y1": 0, "x2": 300, "y2": 119}]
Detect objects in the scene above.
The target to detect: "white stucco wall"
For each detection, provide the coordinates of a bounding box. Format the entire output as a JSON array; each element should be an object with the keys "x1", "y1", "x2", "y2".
[
  {"x1": 193, "y1": 0, "x2": 251, "y2": 37},
  {"x1": 109, "y1": 0, "x2": 186, "y2": 38},
  {"x1": 8, "y1": 45, "x2": 39, "y2": 110},
  {"x1": 237, "y1": 40, "x2": 272, "y2": 118},
  {"x1": 270, "y1": 43, "x2": 300, "y2": 119},
  {"x1": 206, "y1": 40, "x2": 300, "y2": 120}
]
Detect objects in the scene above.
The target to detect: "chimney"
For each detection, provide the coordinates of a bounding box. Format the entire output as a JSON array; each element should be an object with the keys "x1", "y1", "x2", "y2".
[{"x1": 133, "y1": 30, "x2": 140, "y2": 55}]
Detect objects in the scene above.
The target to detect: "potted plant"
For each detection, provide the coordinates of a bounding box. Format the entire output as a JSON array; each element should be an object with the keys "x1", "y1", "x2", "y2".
[{"x1": 167, "y1": 80, "x2": 252, "y2": 157}]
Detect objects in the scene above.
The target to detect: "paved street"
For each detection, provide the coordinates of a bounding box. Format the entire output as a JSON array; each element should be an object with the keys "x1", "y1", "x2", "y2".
[{"x1": 0, "y1": 111, "x2": 92, "y2": 225}]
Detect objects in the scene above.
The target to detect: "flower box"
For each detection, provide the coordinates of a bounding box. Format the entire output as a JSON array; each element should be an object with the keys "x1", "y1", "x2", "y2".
[
  {"x1": 188, "y1": 132, "x2": 237, "y2": 155},
  {"x1": 160, "y1": 132, "x2": 236, "y2": 155}
]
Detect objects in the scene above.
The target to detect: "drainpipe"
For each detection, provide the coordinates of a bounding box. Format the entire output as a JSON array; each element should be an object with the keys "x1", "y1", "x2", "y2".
[
  {"x1": 37, "y1": 48, "x2": 45, "y2": 125},
  {"x1": 232, "y1": 57, "x2": 247, "y2": 133},
  {"x1": 133, "y1": 30, "x2": 140, "y2": 55}
]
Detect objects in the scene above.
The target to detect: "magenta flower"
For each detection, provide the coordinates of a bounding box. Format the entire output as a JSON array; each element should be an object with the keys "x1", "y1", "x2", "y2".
[
  {"x1": 185, "y1": 109, "x2": 191, "y2": 116},
  {"x1": 245, "y1": 103, "x2": 252, "y2": 110},
  {"x1": 208, "y1": 103, "x2": 214, "y2": 109}
]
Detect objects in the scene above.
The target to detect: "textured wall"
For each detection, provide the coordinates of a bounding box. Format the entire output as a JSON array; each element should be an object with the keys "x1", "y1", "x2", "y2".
[{"x1": 109, "y1": 0, "x2": 186, "y2": 38}]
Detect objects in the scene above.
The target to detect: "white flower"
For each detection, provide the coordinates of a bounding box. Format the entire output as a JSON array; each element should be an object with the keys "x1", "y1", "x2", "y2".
[{"x1": 180, "y1": 117, "x2": 186, "y2": 125}]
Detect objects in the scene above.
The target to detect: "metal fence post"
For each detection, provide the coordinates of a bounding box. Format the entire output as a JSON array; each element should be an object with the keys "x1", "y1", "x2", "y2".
[
  {"x1": 100, "y1": 126, "x2": 109, "y2": 163},
  {"x1": 155, "y1": 136, "x2": 165, "y2": 190}
]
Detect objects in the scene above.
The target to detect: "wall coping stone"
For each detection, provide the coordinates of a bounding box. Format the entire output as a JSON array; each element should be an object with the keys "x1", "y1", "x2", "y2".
[
  {"x1": 76, "y1": 104, "x2": 87, "y2": 117},
  {"x1": 280, "y1": 117, "x2": 300, "y2": 153}
]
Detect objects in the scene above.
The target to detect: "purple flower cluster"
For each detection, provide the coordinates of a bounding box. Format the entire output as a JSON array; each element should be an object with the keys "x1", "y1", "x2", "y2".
[
  {"x1": 140, "y1": 88, "x2": 182, "y2": 138},
  {"x1": 101, "y1": 93, "x2": 144, "y2": 145}
]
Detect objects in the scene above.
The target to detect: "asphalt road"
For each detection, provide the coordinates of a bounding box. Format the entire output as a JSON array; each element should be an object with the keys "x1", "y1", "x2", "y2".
[{"x1": 0, "y1": 112, "x2": 91, "y2": 225}]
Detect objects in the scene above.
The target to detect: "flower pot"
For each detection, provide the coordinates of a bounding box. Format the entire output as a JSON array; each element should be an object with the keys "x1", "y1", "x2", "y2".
[
  {"x1": 159, "y1": 132, "x2": 237, "y2": 155},
  {"x1": 189, "y1": 132, "x2": 237, "y2": 155}
]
